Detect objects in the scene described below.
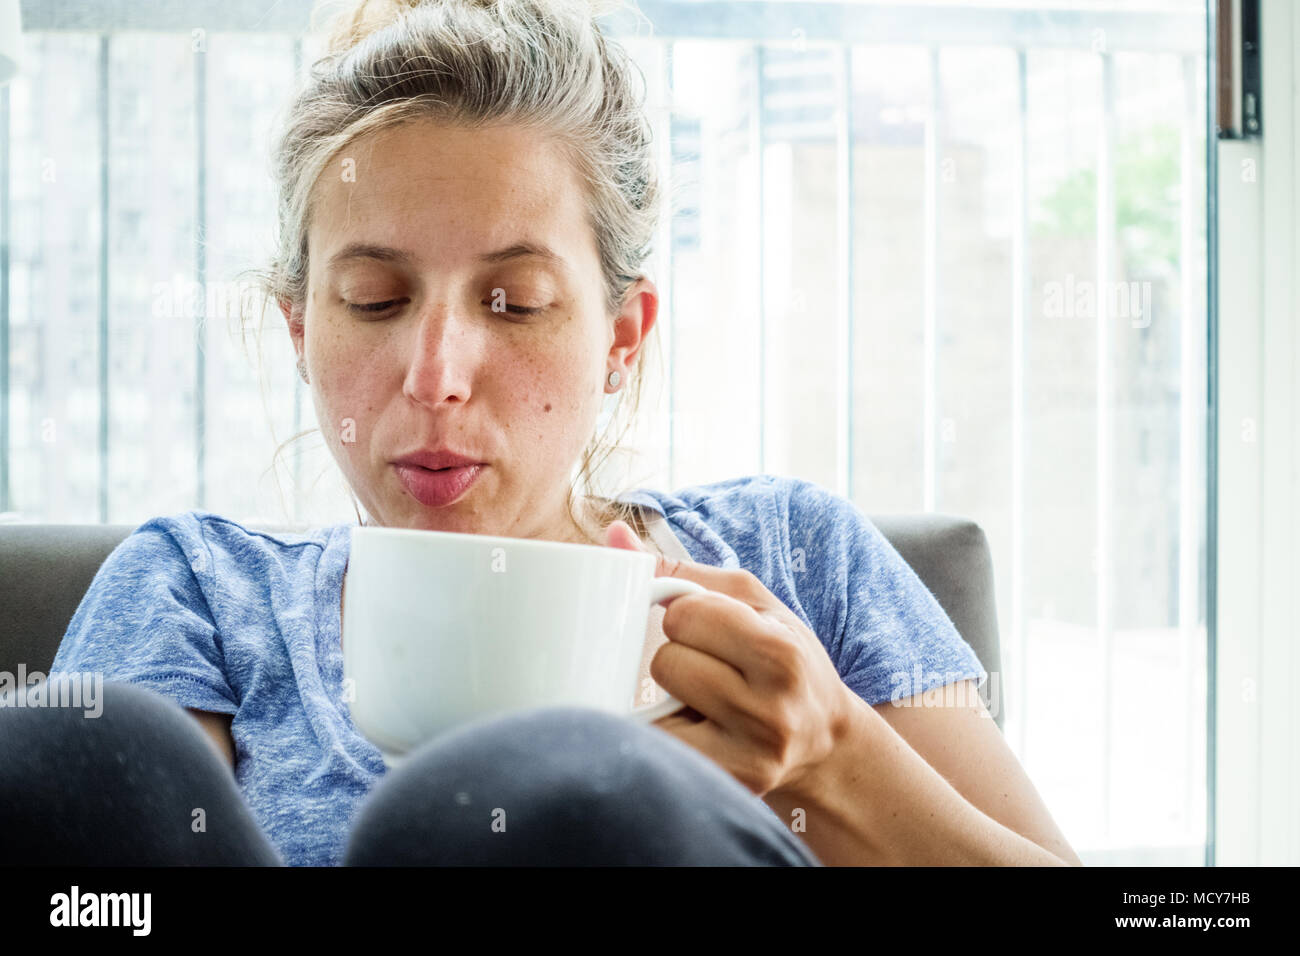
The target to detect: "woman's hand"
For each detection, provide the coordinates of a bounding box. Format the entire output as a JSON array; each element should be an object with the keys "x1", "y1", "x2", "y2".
[{"x1": 604, "y1": 520, "x2": 859, "y2": 798}]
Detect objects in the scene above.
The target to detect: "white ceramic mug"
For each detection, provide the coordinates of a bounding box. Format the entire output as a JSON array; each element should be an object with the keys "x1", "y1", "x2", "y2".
[{"x1": 342, "y1": 525, "x2": 706, "y2": 766}]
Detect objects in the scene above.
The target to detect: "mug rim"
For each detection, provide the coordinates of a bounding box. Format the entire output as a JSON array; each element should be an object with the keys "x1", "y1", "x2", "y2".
[{"x1": 349, "y1": 524, "x2": 655, "y2": 563}]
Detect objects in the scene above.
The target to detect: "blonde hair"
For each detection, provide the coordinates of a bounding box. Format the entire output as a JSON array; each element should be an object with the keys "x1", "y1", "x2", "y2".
[{"x1": 243, "y1": 0, "x2": 664, "y2": 545}]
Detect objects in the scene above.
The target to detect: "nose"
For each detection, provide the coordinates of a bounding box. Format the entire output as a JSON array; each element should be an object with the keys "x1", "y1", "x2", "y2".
[{"x1": 401, "y1": 300, "x2": 479, "y2": 408}]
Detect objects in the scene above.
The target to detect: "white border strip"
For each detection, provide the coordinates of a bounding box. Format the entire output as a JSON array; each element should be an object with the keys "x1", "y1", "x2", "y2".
[{"x1": 1216, "y1": 0, "x2": 1300, "y2": 867}]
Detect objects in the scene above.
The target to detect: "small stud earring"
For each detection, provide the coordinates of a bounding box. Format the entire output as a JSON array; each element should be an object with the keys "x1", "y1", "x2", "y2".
[{"x1": 607, "y1": 369, "x2": 621, "y2": 389}]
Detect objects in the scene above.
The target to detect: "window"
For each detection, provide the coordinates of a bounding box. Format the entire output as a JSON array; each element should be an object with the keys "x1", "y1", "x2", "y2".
[{"x1": 0, "y1": 0, "x2": 1212, "y2": 866}]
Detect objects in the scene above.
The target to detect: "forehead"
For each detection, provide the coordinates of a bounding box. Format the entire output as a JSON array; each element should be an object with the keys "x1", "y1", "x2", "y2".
[{"x1": 308, "y1": 120, "x2": 595, "y2": 275}]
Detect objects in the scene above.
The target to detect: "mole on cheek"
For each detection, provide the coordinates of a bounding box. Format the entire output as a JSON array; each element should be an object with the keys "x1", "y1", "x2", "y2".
[{"x1": 544, "y1": 403, "x2": 552, "y2": 412}]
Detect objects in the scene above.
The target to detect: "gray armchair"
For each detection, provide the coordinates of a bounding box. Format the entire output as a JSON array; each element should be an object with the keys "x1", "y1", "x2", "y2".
[{"x1": 0, "y1": 514, "x2": 1005, "y2": 730}]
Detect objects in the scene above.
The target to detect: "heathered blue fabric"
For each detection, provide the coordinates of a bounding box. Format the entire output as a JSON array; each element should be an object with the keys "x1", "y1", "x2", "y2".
[{"x1": 50, "y1": 473, "x2": 986, "y2": 866}]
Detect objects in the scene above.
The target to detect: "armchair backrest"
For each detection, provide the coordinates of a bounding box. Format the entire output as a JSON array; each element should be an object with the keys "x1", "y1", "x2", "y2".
[{"x1": 0, "y1": 514, "x2": 1004, "y2": 730}]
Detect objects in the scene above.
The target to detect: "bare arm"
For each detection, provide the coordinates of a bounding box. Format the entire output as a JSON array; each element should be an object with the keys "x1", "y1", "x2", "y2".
[
  {"x1": 763, "y1": 679, "x2": 1082, "y2": 865},
  {"x1": 869, "y1": 680, "x2": 1082, "y2": 865},
  {"x1": 186, "y1": 708, "x2": 235, "y2": 773}
]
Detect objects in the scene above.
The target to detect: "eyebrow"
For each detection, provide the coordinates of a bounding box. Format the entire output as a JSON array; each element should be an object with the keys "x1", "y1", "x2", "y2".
[{"x1": 325, "y1": 240, "x2": 569, "y2": 272}]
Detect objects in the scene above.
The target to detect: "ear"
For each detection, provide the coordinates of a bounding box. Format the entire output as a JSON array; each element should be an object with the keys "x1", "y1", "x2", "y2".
[
  {"x1": 279, "y1": 296, "x2": 304, "y2": 360},
  {"x1": 607, "y1": 276, "x2": 659, "y2": 377}
]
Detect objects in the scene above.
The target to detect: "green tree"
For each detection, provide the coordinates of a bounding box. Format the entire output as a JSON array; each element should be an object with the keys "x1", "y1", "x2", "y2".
[{"x1": 1033, "y1": 124, "x2": 1188, "y2": 276}]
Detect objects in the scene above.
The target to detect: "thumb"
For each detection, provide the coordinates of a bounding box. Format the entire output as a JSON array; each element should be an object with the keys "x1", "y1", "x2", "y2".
[
  {"x1": 604, "y1": 520, "x2": 766, "y2": 611},
  {"x1": 603, "y1": 520, "x2": 685, "y2": 580},
  {"x1": 603, "y1": 519, "x2": 649, "y2": 554},
  {"x1": 605, "y1": 522, "x2": 707, "y2": 606}
]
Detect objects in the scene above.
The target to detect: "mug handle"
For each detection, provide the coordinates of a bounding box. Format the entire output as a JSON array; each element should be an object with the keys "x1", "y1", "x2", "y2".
[{"x1": 628, "y1": 578, "x2": 708, "y2": 723}]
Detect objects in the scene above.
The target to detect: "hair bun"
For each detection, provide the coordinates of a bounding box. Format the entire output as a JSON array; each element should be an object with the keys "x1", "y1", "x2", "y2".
[{"x1": 315, "y1": 0, "x2": 422, "y2": 57}]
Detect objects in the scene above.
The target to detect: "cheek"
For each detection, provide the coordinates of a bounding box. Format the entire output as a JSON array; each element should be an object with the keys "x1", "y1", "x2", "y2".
[
  {"x1": 523, "y1": 377, "x2": 583, "y2": 428},
  {"x1": 518, "y1": 353, "x2": 597, "y2": 438},
  {"x1": 312, "y1": 382, "x2": 361, "y2": 455},
  {"x1": 312, "y1": 351, "x2": 379, "y2": 447}
]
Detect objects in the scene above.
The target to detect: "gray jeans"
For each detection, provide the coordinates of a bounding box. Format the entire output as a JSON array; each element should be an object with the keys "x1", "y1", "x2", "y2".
[{"x1": 0, "y1": 681, "x2": 822, "y2": 866}]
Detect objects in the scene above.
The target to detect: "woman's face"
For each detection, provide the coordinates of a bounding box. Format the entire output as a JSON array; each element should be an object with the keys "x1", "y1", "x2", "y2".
[{"x1": 282, "y1": 119, "x2": 657, "y2": 539}]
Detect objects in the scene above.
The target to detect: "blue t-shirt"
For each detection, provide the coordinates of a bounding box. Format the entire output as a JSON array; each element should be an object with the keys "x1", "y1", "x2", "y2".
[{"x1": 50, "y1": 473, "x2": 986, "y2": 866}]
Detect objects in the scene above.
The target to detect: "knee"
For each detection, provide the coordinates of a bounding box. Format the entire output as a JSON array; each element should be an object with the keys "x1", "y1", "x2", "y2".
[
  {"x1": 344, "y1": 706, "x2": 743, "y2": 865},
  {"x1": 0, "y1": 679, "x2": 277, "y2": 865},
  {"x1": 0, "y1": 678, "x2": 222, "y2": 789},
  {"x1": 400, "y1": 705, "x2": 689, "y2": 806},
  {"x1": 347, "y1": 706, "x2": 823, "y2": 866}
]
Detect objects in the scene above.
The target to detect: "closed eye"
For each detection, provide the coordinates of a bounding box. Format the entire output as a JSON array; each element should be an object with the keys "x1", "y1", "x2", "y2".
[
  {"x1": 346, "y1": 299, "x2": 541, "y2": 316},
  {"x1": 482, "y1": 297, "x2": 545, "y2": 317},
  {"x1": 347, "y1": 299, "x2": 405, "y2": 314}
]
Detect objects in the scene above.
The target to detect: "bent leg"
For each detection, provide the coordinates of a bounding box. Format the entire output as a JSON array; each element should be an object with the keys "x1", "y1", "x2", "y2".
[
  {"x1": 0, "y1": 679, "x2": 281, "y2": 866},
  {"x1": 344, "y1": 706, "x2": 822, "y2": 866}
]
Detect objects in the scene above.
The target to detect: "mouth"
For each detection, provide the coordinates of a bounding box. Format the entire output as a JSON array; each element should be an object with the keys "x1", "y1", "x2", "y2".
[{"x1": 393, "y1": 462, "x2": 486, "y2": 508}]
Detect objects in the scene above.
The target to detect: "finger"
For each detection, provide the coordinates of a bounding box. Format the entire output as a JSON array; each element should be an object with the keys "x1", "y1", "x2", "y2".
[
  {"x1": 648, "y1": 639, "x2": 766, "y2": 728},
  {"x1": 650, "y1": 555, "x2": 781, "y2": 615},
  {"x1": 652, "y1": 704, "x2": 707, "y2": 727},
  {"x1": 651, "y1": 714, "x2": 774, "y2": 796},
  {"x1": 660, "y1": 590, "x2": 796, "y2": 685}
]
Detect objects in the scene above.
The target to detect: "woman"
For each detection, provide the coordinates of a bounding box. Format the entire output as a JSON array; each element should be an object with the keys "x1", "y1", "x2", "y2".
[{"x1": 5, "y1": 0, "x2": 1080, "y2": 867}]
